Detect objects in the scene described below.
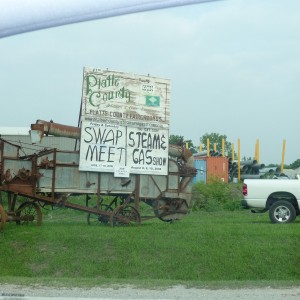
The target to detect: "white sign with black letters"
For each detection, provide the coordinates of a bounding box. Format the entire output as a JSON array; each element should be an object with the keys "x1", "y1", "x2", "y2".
[{"x1": 79, "y1": 120, "x2": 169, "y2": 175}]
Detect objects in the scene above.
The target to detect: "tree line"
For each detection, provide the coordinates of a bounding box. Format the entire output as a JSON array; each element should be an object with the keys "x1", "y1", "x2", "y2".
[{"x1": 169, "y1": 132, "x2": 300, "y2": 169}]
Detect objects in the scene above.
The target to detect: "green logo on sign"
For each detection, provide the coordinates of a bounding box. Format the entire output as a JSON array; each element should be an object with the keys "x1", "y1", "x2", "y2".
[{"x1": 146, "y1": 96, "x2": 160, "y2": 106}]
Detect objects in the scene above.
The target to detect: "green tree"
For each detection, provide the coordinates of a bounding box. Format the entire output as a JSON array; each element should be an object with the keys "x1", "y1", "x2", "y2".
[
  {"x1": 169, "y1": 135, "x2": 197, "y2": 154},
  {"x1": 266, "y1": 163, "x2": 280, "y2": 168},
  {"x1": 289, "y1": 159, "x2": 300, "y2": 169},
  {"x1": 242, "y1": 156, "x2": 253, "y2": 161},
  {"x1": 169, "y1": 134, "x2": 184, "y2": 145},
  {"x1": 199, "y1": 132, "x2": 232, "y2": 157},
  {"x1": 185, "y1": 139, "x2": 197, "y2": 154}
]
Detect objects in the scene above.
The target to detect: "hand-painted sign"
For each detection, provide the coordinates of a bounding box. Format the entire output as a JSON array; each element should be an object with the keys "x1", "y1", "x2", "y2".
[
  {"x1": 79, "y1": 120, "x2": 169, "y2": 175},
  {"x1": 79, "y1": 68, "x2": 171, "y2": 175},
  {"x1": 81, "y1": 67, "x2": 171, "y2": 128}
]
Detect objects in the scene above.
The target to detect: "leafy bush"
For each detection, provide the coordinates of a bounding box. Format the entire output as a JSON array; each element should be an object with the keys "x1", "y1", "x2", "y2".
[{"x1": 192, "y1": 178, "x2": 243, "y2": 211}]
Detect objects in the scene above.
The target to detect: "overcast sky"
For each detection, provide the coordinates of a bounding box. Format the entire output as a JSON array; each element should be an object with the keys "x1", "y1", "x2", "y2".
[{"x1": 0, "y1": 0, "x2": 299, "y2": 165}]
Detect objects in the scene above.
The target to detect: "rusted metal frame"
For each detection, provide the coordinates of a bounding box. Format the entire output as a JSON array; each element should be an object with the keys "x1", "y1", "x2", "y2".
[
  {"x1": 0, "y1": 145, "x2": 22, "y2": 187},
  {"x1": 35, "y1": 120, "x2": 81, "y2": 139},
  {"x1": 134, "y1": 174, "x2": 140, "y2": 211},
  {"x1": 53, "y1": 149, "x2": 80, "y2": 155},
  {"x1": 110, "y1": 208, "x2": 136, "y2": 225},
  {"x1": 75, "y1": 95, "x2": 82, "y2": 151},
  {"x1": 157, "y1": 208, "x2": 188, "y2": 218},
  {"x1": 55, "y1": 199, "x2": 130, "y2": 224},
  {"x1": 139, "y1": 197, "x2": 154, "y2": 206},
  {"x1": 97, "y1": 173, "x2": 101, "y2": 210},
  {"x1": 39, "y1": 192, "x2": 132, "y2": 219},
  {"x1": 4, "y1": 191, "x2": 112, "y2": 217},
  {"x1": 149, "y1": 175, "x2": 163, "y2": 194},
  {"x1": 7, "y1": 192, "x2": 18, "y2": 214},
  {"x1": 10, "y1": 192, "x2": 59, "y2": 207},
  {"x1": 0, "y1": 140, "x2": 3, "y2": 184},
  {"x1": 31, "y1": 155, "x2": 38, "y2": 196},
  {"x1": 85, "y1": 194, "x2": 89, "y2": 207},
  {"x1": 54, "y1": 162, "x2": 79, "y2": 168},
  {"x1": 136, "y1": 197, "x2": 157, "y2": 221},
  {"x1": 106, "y1": 195, "x2": 122, "y2": 210},
  {"x1": 124, "y1": 193, "x2": 135, "y2": 207},
  {"x1": 35, "y1": 147, "x2": 55, "y2": 197},
  {"x1": 146, "y1": 175, "x2": 166, "y2": 215},
  {"x1": 106, "y1": 194, "x2": 137, "y2": 224},
  {"x1": 139, "y1": 215, "x2": 156, "y2": 221},
  {"x1": 166, "y1": 170, "x2": 170, "y2": 192},
  {"x1": 176, "y1": 173, "x2": 181, "y2": 195},
  {"x1": 0, "y1": 138, "x2": 21, "y2": 156},
  {"x1": 175, "y1": 160, "x2": 181, "y2": 194},
  {"x1": 57, "y1": 201, "x2": 113, "y2": 216},
  {"x1": 36, "y1": 148, "x2": 56, "y2": 158},
  {"x1": 108, "y1": 194, "x2": 133, "y2": 208},
  {"x1": 179, "y1": 175, "x2": 193, "y2": 192},
  {"x1": 168, "y1": 170, "x2": 181, "y2": 195},
  {"x1": 1, "y1": 156, "x2": 25, "y2": 181},
  {"x1": 0, "y1": 202, "x2": 6, "y2": 229},
  {"x1": 51, "y1": 149, "x2": 57, "y2": 201},
  {"x1": 111, "y1": 193, "x2": 141, "y2": 224}
]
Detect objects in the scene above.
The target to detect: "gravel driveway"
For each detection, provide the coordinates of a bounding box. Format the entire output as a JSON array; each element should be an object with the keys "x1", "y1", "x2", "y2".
[{"x1": 1, "y1": 284, "x2": 300, "y2": 300}]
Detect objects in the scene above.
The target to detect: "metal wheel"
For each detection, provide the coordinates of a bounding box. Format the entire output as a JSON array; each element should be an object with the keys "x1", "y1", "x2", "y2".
[
  {"x1": 15, "y1": 201, "x2": 42, "y2": 225},
  {"x1": 87, "y1": 204, "x2": 113, "y2": 225},
  {"x1": 0, "y1": 204, "x2": 6, "y2": 230},
  {"x1": 110, "y1": 205, "x2": 141, "y2": 226},
  {"x1": 154, "y1": 199, "x2": 173, "y2": 222},
  {"x1": 269, "y1": 200, "x2": 296, "y2": 224},
  {"x1": 154, "y1": 199, "x2": 188, "y2": 222}
]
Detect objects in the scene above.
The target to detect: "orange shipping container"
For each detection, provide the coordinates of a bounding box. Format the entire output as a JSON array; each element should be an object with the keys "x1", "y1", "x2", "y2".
[{"x1": 194, "y1": 156, "x2": 228, "y2": 183}]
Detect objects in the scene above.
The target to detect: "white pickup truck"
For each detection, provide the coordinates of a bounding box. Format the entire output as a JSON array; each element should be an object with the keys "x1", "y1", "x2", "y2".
[{"x1": 242, "y1": 176, "x2": 300, "y2": 223}]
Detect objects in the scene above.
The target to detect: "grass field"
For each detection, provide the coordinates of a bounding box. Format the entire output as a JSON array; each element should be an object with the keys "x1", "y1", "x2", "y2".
[{"x1": 0, "y1": 206, "x2": 299, "y2": 288}]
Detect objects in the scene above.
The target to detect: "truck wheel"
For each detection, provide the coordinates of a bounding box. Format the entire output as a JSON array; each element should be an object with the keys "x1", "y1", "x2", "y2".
[{"x1": 269, "y1": 200, "x2": 296, "y2": 224}]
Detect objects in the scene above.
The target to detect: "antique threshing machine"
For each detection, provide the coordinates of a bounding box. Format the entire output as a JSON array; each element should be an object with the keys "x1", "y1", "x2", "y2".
[{"x1": 0, "y1": 68, "x2": 196, "y2": 228}]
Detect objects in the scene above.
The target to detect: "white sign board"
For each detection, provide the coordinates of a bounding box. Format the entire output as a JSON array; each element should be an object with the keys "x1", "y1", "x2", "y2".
[
  {"x1": 79, "y1": 120, "x2": 169, "y2": 175},
  {"x1": 81, "y1": 67, "x2": 170, "y2": 128},
  {"x1": 79, "y1": 68, "x2": 171, "y2": 176},
  {"x1": 114, "y1": 166, "x2": 130, "y2": 178}
]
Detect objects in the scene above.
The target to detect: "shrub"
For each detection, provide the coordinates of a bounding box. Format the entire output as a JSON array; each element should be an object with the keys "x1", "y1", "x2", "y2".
[{"x1": 192, "y1": 178, "x2": 243, "y2": 212}]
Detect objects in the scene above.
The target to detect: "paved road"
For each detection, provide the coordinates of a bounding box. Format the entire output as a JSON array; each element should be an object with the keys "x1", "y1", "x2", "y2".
[{"x1": 1, "y1": 284, "x2": 300, "y2": 300}]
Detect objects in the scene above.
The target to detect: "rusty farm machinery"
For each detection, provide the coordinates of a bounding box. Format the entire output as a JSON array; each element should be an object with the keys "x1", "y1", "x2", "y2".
[{"x1": 0, "y1": 120, "x2": 196, "y2": 229}]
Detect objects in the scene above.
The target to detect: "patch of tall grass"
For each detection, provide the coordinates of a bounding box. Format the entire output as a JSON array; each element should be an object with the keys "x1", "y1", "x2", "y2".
[{"x1": 192, "y1": 179, "x2": 243, "y2": 211}]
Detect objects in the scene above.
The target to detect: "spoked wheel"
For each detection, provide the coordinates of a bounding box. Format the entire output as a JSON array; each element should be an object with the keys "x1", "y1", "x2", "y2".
[
  {"x1": 87, "y1": 204, "x2": 113, "y2": 225},
  {"x1": 15, "y1": 201, "x2": 42, "y2": 225},
  {"x1": 110, "y1": 205, "x2": 141, "y2": 226},
  {"x1": 0, "y1": 204, "x2": 6, "y2": 230},
  {"x1": 154, "y1": 199, "x2": 189, "y2": 222}
]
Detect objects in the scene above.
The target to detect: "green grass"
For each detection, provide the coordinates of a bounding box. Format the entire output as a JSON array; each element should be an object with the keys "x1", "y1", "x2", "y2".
[{"x1": 0, "y1": 208, "x2": 299, "y2": 288}]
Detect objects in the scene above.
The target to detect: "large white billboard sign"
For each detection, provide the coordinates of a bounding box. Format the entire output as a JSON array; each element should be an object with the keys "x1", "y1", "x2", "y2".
[
  {"x1": 79, "y1": 68, "x2": 171, "y2": 175},
  {"x1": 79, "y1": 120, "x2": 169, "y2": 175},
  {"x1": 81, "y1": 67, "x2": 170, "y2": 128}
]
